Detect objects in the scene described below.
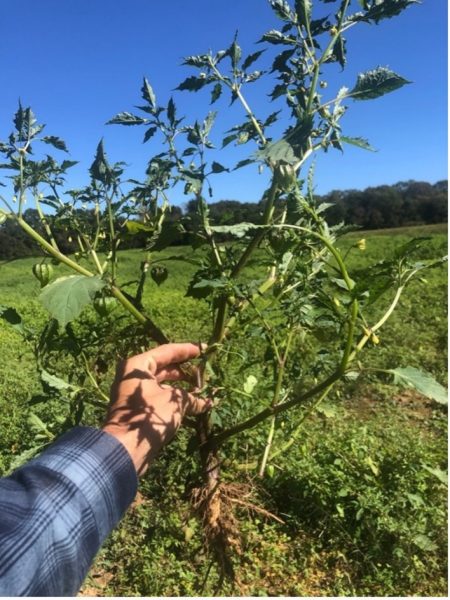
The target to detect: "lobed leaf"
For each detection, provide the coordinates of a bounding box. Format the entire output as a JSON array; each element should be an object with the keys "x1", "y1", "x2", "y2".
[
  {"x1": 340, "y1": 136, "x2": 376, "y2": 152},
  {"x1": 41, "y1": 136, "x2": 68, "y2": 152},
  {"x1": 349, "y1": 66, "x2": 411, "y2": 100},
  {"x1": 107, "y1": 112, "x2": 148, "y2": 126},
  {"x1": 388, "y1": 366, "x2": 448, "y2": 405}
]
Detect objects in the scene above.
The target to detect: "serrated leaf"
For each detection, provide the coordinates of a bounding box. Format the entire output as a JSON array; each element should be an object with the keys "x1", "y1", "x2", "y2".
[
  {"x1": 41, "y1": 136, "x2": 68, "y2": 152},
  {"x1": 270, "y1": 0, "x2": 293, "y2": 21},
  {"x1": 340, "y1": 136, "x2": 376, "y2": 151},
  {"x1": 255, "y1": 138, "x2": 298, "y2": 165},
  {"x1": 259, "y1": 29, "x2": 294, "y2": 45},
  {"x1": 350, "y1": 67, "x2": 411, "y2": 101},
  {"x1": 40, "y1": 275, "x2": 106, "y2": 328},
  {"x1": 89, "y1": 139, "x2": 113, "y2": 186},
  {"x1": 141, "y1": 77, "x2": 156, "y2": 108},
  {"x1": 210, "y1": 83, "x2": 222, "y2": 104},
  {"x1": 234, "y1": 158, "x2": 254, "y2": 170},
  {"x1": 242, "y1": 49, "x2": 265, "y2": 71},
  {"x1": 167, "y1": 97, "x2": 176, "y2": 125},
  {"x1": 229, "y1": 35, "x2": 242, "y2": 70},
  {"x1": 41, "y1": 369, "x2": 74, "y2": 391},
  {"x1": 359, "y1": 0, "x2": 419, "y2": 24},
  {"x1": 389, "y1": 366, "x2": 447, "y2": 405},
  {"x1": 271, "y1": 49, "x2": 296, "y2": 73},
  {"x1": 176, "y1": 75, "x2": 210, "y2": 92},
  {"x1": 107, "y1": 112, "x2": 148, "y2": 126},
  {"x1": 143, "y1": 126, "x2": 157, "y2": 143},
  {"x1": 295, "y1": 0, "x2": 312, "y2": 30}
]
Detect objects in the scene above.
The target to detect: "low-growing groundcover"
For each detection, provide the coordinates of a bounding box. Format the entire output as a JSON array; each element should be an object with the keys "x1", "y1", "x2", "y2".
[{"x1": 0, "y1": 0, "x2": 447, "y2": 595}]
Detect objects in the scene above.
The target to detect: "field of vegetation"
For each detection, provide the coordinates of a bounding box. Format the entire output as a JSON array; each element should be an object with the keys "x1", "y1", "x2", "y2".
[{"x1": 0, "y1": 223, "x2": 447, "y2": 596}]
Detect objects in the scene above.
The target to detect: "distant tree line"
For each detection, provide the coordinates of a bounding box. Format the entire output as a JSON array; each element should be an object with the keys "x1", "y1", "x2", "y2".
[{"x1": 0, "y1": 180, "x2": 446, "y2": 260}]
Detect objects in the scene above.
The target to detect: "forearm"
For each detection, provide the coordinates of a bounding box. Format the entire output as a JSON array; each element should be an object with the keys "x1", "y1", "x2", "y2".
[{"x1": 0, "y1": 426, "x2": 137, "y2": 596}]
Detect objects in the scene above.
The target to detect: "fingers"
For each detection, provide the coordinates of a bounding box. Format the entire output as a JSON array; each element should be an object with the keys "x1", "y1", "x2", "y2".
[
  {"x1": 183, "y1": 391, "x2": 213, "y2": 416},
  {"x1": 156, "y1": 365, "x2": 187, "y2": 382},
  {"x1": 139, "y1": 343, "x2": 205, "y2": 375}
]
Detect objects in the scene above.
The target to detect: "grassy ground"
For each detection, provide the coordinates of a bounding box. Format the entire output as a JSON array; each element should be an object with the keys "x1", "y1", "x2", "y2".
[{"x1": 0, "y1": 224, "x2": 447, "y2": 596}]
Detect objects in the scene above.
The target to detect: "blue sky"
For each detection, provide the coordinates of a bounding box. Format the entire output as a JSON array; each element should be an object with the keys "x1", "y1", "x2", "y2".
[{"x1": 0, "y1": 0, "x2": 447, "y2": 206}]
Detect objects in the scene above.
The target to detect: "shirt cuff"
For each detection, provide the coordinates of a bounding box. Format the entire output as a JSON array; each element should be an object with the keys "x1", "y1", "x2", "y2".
[{"x1": 31, "y1": 426, "x2": 138, "y2": 541}]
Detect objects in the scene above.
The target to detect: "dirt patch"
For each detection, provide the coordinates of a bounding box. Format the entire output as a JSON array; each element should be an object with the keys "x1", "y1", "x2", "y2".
[{"x1": 78, "y1": 569, "x2": 114, "y2": 597}]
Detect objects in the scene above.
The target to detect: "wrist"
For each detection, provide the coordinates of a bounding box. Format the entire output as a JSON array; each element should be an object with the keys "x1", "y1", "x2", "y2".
[{"x1": 102, "y1": 423, "x2": 156, "y2": 476}]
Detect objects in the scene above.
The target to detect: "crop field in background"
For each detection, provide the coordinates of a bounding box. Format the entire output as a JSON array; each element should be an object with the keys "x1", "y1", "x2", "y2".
[{"x1": 0, "y1": 223, "x2": 447, "y2": 596}]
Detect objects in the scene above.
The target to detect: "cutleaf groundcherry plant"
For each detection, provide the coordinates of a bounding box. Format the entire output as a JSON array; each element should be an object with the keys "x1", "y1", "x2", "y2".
[{"x1": 0, "y1": 0, "x2": 446, "y2": 578}]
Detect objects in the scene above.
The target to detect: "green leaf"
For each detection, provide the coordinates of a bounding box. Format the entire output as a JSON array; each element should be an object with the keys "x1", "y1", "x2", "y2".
[
  {"x1": 107, "y1": 112, "x2": 148, "y2": 126},
  {"x1": 340, "y1": 136, "x2": 376, "y2": 152},
  {"x1": 242, "y1": 50, "x2": 265, "y2": 71},
  {"x1": 255, "y1": 138, "x2": 298, "y2": 165},
  {"x1": 167, "y1": 97, "x2": 176, "y2": 125},
  {"x1": 228, "y1": 35, "x2": 242, "y2": 70},
  {"x1": 89, "y1": 139, "x2": 113, "y2": 186},
  {"x1": 412, "y1": 533, "x2": 438, "y2": 552},
  {"x1": 295, "y1": 0, "x2": 312, "y2": 30},
  {"x1": 358, "y1": 0, "x2": 419, "y2": 24},
  {"x1": 176, "y1": 76, "x2": 211, "y2": 92},
  {"x1": 125, "y1": 220, "x2": 154, "y2": 235},
  {"x1": 388, "y1": 366, "x2": 448, "y2": 405},
  {"x1": 143, "y1": 126, "x2": 157, "y2": 143},
  {"x1": 423, "y1": 465, "x2": 448, "y2": 486},
  {"x1": 269, "y1": 0, "x2": 293, "y2": 21},
  {"x1": 40, "y1": 275, "x2": 106, "y2": 328},
  {"x1": 349, "y1": 67, "x2": 411, "y2": 101},
  {"x1": 259, "y1": 30, "x2": 294, "y2": 45},
  {"x1": 41, "y1": 369, "x2": 74, "y2": 391},
  {"x1": 41, "y1": 136, "x2": 68, "y2": 152},
  {"x1": 141, "y1": 77, "x2": 157, "y2": 108},
  {"x1": 211, "y1": 161, "x2": 228, "y2": 174},
  {"x1": 210, "y1": 83, "x2": 222, "y2": 104},
  {"x1": 182, "y1": 54, "x2": 210, "y2": 67}
]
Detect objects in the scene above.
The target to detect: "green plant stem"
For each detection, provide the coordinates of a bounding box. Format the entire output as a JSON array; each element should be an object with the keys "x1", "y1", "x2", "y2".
[
  {"x1": 348, "y1": 285, "x2": 404, "y2": 362},
  {"x1": 258, "y1": 416, "x2": 276, "y2": 477},
  {"x1": 233, "y1": 85, "x2": 267, "y2": 146},
  {"x1": 258, "y1": 326, "x2": 295, "y2": 477},
  {"x1": 232, "y1": 179, "x2": 280, "y2": 279},
  {"x1": 17, "y1": 217, "x2": 93, "y2": 277},
  {"x1": 269, "y1": 383, "x2": 335, "y2": 463},
  {"x1": 17, "y1": 214, "x2": 169, "y2": 344},
  {"x1": 306, "y1": 0, "x2": 351, "y2": 114},
  {"x1": 18, "y1": 152, "x2": 25, "y2": 217},
  {"x1": 34, "y1": 195, "x2": 60, "y2": 252},
  {"x1": 110, "y1": 285, "x2": 169, "y2": 345},
  {"x1": 106, "y1": 192, "x2": 117, "y2": 282}
]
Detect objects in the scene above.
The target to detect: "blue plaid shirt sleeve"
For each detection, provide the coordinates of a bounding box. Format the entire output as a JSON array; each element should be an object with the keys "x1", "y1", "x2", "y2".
[{"x1": 0, "y1": 426, "x2": 138, "y2": 597}]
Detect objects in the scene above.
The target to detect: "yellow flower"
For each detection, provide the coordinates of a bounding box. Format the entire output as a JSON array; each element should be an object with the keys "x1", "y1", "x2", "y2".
[{"x1": 356, "y1": 238, "x2": 366, "y2": 251}]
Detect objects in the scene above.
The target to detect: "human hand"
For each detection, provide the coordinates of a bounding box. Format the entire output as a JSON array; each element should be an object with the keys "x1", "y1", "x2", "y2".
[{"x1": 102, "y1": 343, "x2": 211, "y2": 476}]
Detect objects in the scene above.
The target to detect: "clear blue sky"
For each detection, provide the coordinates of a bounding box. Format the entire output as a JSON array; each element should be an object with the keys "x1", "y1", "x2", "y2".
[{"x1": 0, "y1": 0, "x2": 447, "y2": 206}]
